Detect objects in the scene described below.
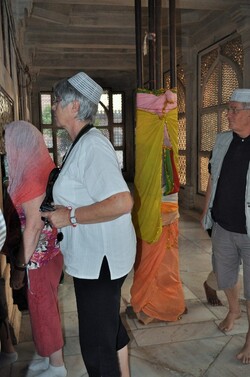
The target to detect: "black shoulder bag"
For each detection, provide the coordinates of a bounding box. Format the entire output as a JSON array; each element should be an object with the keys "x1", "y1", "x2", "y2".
[{"x1": 40, "y1": 124, "x2": 93, "y2": 212}]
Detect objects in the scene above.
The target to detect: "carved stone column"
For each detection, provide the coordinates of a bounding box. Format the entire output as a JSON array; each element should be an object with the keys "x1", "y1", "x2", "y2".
[
  {"x1": 178, "y1": 46, "x2": 198, "y2": 209},
  {"x1": 231, "y1": 5, "x2": 250, "y2": 87}
]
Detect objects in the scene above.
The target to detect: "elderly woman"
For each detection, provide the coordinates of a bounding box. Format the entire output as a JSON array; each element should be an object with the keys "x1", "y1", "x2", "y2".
[
  {"x1": 5, "y1": 121, "x2": 66, "y2": 377},
  {"x1": 43, "y1": 72, "x2": 136, "y2": 377}
]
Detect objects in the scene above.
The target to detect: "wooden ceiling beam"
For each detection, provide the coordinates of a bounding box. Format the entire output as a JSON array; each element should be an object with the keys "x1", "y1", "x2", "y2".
[{"x1": 32, "y1": 0, "x2": 235, "y2": 11}]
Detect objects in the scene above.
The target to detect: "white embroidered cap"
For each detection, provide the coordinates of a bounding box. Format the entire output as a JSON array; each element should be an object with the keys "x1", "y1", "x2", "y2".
[
  {"x1": 230, "y1": 89, "x2": 250, "y2": 102},
  {"x1": 68, "y1": 72, "x2": 103, "y2": 105}
]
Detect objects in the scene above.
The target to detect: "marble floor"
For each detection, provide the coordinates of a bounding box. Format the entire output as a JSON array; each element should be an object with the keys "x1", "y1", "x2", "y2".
[{"x1": 1, "y1": 209, "x2": 250, "y2": 377}]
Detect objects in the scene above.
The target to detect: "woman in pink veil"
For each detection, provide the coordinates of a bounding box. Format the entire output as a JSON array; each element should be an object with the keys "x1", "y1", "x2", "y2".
[{"x1": 5, "y1": 121, "x2": 67, "y2": 377}]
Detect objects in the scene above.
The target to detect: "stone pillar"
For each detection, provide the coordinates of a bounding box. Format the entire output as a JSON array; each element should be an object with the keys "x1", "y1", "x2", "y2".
[
  {"x1": 178, "y1": 46, "x2": 198, "y2": 209},
  {"x1": 231, "y1": 4, "x2": 250, "y2": 86}
]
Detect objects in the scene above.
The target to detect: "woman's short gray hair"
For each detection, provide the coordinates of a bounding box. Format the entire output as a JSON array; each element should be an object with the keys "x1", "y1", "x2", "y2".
[{"x1": 53, "y1": 78, "x2": 98, "y2": 123}]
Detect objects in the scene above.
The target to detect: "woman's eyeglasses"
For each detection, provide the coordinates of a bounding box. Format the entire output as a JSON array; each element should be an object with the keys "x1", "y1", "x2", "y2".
[
  {"x1": 57, "y1": 231, "x2": 64, "y2": 244},
  {"x1": 41, "y1": 215, "x2": 63, "y2": 244}
]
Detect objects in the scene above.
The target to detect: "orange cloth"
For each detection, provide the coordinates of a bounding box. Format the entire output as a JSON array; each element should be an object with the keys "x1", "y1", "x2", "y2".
[
  {"x1": 161, "y1": 202, "x2": 179, "y2": 225},
  {"x1": 130, "y1": 219, "x2": 185, "y2": 322},
  {"x1": 131, "y1": 88, "x2": 185, "y2": 323}
]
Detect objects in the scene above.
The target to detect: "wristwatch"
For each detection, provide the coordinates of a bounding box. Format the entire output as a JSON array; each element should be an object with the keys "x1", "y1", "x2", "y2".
[{"x1": 70, "y1": 207, "x2": 77, "y2": 227}]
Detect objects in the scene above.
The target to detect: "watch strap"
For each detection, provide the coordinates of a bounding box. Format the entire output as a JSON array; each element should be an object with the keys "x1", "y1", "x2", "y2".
[{"x1": 70, "y1": 207, "x2": 77, "y2": 227}]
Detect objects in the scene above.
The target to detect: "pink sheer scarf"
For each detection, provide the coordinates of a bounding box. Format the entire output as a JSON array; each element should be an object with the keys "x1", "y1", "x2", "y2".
[{"x1": 5, "y1": 121, "x2": 55, "y2": 206}]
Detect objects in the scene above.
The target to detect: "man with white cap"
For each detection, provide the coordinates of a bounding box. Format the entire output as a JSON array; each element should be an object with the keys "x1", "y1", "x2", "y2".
[
  {"x1": 43, "y1": 72, "x2": 136, "y2": 377},
  {"x1": 202, "y1": 88, "x2": 250, "y2": 364}
]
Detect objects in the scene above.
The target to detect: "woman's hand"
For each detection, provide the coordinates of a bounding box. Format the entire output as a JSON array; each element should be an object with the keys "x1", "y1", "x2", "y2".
[{"x1": 42, "y1": 205, "x2": 71, "y2": 229}]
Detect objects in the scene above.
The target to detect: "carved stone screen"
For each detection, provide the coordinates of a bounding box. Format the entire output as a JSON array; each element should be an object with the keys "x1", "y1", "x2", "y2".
[
  {"x1": 0, "y1": 87, "x2": 14, "y2": 155},
  {"x1": 198, "y1": 35, "x2": 243, "y2": 194},
  {"x1": 0, "y1": 87, "x2": 14, "y2": 200}
]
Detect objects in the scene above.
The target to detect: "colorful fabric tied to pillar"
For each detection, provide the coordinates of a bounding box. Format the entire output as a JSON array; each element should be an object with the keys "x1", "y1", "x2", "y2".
[{"x1": 131, "y1": 88, "x2": 185, "y2": 324}]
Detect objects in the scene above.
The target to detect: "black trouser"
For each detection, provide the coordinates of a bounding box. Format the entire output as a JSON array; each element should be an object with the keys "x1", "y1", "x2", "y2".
[{"x1": 73, "y1": 257, "x2": 129, "y2": 377}]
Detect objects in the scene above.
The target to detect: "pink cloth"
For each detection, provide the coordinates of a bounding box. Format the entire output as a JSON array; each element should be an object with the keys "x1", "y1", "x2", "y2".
[
  {"x1": 5, "y1": 121, "x2": 55, "y2": 206},
  {"x1": 27, "y1": 253, "x2": 64, "y2": 356},
  {"x1": 137, "y1": 90, "x2": 177, "y2": 116}
]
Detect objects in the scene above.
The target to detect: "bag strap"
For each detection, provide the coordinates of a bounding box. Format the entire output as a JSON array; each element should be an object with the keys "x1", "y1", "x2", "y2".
[{"x1": 60, "y1": 123, "x2": 93, "y2": 170}]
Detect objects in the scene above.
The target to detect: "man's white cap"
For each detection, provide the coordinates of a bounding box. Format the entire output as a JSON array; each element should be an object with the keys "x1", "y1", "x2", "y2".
[
  {"x1": 230, "y1": 89, "x2": 250, "y2": 102},
  {"x1": 68, "y1": 72, "x2": 103, "y2": 105}
]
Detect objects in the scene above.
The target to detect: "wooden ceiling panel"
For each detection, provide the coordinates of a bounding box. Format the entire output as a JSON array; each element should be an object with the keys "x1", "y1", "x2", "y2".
[{"x1": 11, "y1": 0, "x2": 237, "y2": 87}]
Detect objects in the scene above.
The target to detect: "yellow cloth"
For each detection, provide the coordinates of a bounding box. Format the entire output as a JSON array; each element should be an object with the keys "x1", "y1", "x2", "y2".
[
  {"x1": 131, "y1": 88, "x2": 185, "y2": 323},
  {"x1": 132, "y1": 107, "x2": 178, "y2": 243}
]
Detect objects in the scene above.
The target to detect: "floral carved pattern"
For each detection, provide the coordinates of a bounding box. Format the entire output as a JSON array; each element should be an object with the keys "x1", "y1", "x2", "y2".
[{"x1": 0, "y1": 88, "x2": 14, "y2": 154}]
